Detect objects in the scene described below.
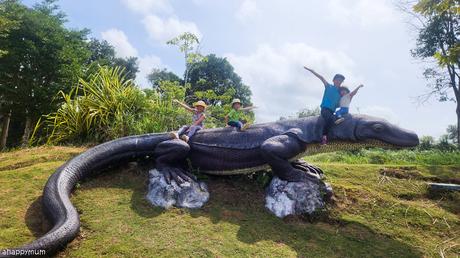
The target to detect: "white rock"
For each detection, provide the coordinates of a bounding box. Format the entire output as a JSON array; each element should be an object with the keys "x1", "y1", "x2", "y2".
[
  {"x1": 265, "y1": 177, "x2": 326, "y2": 218},
  {"x1": 146, "y1": 169, "x2": 209, "y2": 209}
]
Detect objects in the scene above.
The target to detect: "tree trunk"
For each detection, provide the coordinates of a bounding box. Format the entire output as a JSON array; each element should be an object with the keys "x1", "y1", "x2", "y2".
[
  {"x1": 1, "y1": 111, "x2": 11, "y2": 151},
  {"x1": 21, "y1": 115, "x2": 32, "y2": 147},
  {"x1": 457, "y1": 103, "x2": 460, "y2": 148}
]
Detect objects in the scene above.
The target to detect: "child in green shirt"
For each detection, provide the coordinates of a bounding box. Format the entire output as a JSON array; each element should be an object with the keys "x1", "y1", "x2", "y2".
[{"x1": 225, "y1": 98, "x2": 255, "y2": 131}]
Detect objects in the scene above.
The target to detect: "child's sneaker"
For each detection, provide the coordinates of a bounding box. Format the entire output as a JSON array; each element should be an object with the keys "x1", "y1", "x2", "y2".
[
  {"x1": 170, "y1": 132, "x2": 179, "y2": 139},
  {"x1": 335, "y1": 117, "x2": 345, "y2": 125},
  {"x1": 180, "y1": 135, "x2": 189, "y2": 142},
  {"x1": 241, "y1": 123, "x2": 251, "y2": 131}
]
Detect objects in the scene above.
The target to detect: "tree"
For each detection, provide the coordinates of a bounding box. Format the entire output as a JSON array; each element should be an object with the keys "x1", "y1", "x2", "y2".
[
  {"x1": 86, "y1": 38, "x2": 139, "y2": 81},
  {"x1": 409, "y1": 0, "x2": 460, "y2": 147},
  {"x1": 166, "y1": 33, "x2": 254, "y2": 123},
  {"x1": 297, "y1": 107, "x2": 321, "y2": 118},
  {"x1": 113, "y1": 57, "x2": 139, "y2": 81},
  {"x1": 86, "y1": 38, "x2": 116, "y2": 64},
  {"x1": 167, "y1": 32, "x2": 205, "y2": 85},
  {"x1": 187, "y1": 54, "x2": 252, "y2": 106},
  {"x1": 418, "y1": 135, "x2": 435, "y2": 150},
  {"x1": 0, "y1": 2, "x2": 18, "y2": 57},
  {"x1": 437, "y1": 134, "x2": 457, "y2": 151},
  {"x1": 147, "y1": 68, "x2": 182, "y2": 89},
  {"x1": 0, "y1": 0, "x2": 90, "y2": 147},
  {"x1": 280, "y1": 107, "x2": 320, "y2": 120},
  {"x1": 0, "y1": 0, "x2": 19, "y2": 149},
  {"x1": 446, "y1": 124, "x2": 458, "y2": 144}
]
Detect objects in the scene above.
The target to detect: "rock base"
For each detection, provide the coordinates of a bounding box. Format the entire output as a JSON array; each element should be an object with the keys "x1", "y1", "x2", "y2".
[
  {"x1": 265, "y1": 177, "x2": 329, "y2": 218},
  {"x1": 146, "y1": 169, "x2": 209, "y2": 209}
]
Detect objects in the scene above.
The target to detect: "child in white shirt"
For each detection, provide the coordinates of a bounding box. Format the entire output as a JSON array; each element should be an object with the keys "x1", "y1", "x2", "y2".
[{"x1": 335, "y1": 85, "x2": 364, "y2": 124}]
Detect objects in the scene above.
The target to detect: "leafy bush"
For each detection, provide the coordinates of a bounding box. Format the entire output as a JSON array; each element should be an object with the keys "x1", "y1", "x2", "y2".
[
  {"x1": 418, "y1": 136, "x2": 435, "y2": 150},
  {"x1": 193, "y1": 87, "x2": 254, "y2": 128},
  {"x1": 31, "y1": 65, "x2": 255, "y2": 146},
  {"x1": 140, "y1": 81, "x2": 190, "y2": 133},
  {"x1": 418, "y1": 134, "x2": 458, "y2": 152},
  {"x1": 35, "y1": 66, "x2": 189, "y2": 145},
  {"x1": 368, "y1": 152, "x2": 389, "y2": 164},
  {"x1": 43, "y1": 66, "x2": 145, "y2": 143}
]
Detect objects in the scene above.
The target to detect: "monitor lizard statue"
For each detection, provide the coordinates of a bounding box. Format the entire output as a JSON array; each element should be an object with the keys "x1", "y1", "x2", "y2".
[{"x1": 0, "y1": 114, "x2": 419, "y2": 257}]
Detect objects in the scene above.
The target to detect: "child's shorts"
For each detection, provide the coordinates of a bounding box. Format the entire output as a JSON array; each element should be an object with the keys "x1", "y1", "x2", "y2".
[
  {"x1": 178, "y1": 125, "x2": 202, "y2": 137},
  {"x1": 228, "y1": 121, "x2": 243, "y2": 130},
  {"x1": 335, "y1": 107, "x2": 349, "y2": 118}
]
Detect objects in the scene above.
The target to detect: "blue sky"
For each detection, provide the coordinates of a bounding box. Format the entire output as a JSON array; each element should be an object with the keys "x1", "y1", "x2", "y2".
[{"x1": 24, "y1": 0, "x2": 458, "y2": 137}]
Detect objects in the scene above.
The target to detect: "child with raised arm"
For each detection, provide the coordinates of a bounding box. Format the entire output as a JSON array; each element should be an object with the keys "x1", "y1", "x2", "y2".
[
  {"x1": 225, "y1": 98, "x2": 255, "y2": 131},
  {"x1": 171, "y1": 99, "x2": 207, "y2": 142},
  {"x1": 304, "y1": 66, "x2": 344, "y2": 145},
  {"x1": 334, "y1": 85, "x2": 364, "y2": 124}
]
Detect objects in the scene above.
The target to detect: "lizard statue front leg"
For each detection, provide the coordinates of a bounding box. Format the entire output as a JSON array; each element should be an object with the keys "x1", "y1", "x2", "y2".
[
  {"x1": 146, "y1": 139, "x2": 209, "y2": 209},
  {"x1": 260, "y1": 134, "x2": 322, "y2": 182},
  {"x1": 260, "y1": 133, "x2": 332, "y2": 218}
]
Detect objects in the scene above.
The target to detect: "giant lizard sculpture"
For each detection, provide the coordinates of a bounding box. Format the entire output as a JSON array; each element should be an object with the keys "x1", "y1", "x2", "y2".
[{"x1": 0, "y1": 114, "x2": 419, "y2": 257}]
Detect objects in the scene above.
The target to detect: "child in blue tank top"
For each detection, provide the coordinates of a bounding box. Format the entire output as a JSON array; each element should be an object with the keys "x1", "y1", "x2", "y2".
[{"x1": 304, "y1": 66, "x2": 344, "y2": 145}]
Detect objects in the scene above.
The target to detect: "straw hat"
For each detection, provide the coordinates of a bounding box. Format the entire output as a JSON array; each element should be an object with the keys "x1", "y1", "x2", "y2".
[
  {"x1": 231, "y1": 98, "x2": 241, "y2": 106},
  {"x1": 194, "y1": 100, "x2": 207, "y2": 108}
]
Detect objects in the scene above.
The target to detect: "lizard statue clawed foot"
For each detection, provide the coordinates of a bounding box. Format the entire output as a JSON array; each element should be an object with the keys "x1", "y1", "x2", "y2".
[
  {"x1": 146, "y1": 139, "x2": 209, "y2": 209},
  {"x1": 146, "y1": 167, "x2": 209, "y2": 209},
  {"x1": 264, "y1": 160, "x2": 332, "y2": 218}
]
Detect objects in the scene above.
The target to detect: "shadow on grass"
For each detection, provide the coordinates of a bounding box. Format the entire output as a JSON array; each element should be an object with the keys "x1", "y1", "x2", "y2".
[
  {"x1": 24, "y1": 197, "x2": 50, "y2": 239},
  {"x1": 382, "y1": 166, "x2": 460, "y2": 215},
  {"x1": 426, "y1": 189, "x2": 460, "y2": 215},
  {"x1": 23, "y1": 164, "x2": 423, "y2": 258},
  {"x1": 190, "y1": 177, "x2": 422, "y2": 258},
  {"x1": 424, "y1": 165, "x2": 460, "y2": 184}
]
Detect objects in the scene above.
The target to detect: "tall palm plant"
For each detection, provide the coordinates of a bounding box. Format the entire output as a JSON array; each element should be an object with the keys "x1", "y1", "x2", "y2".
[{"x1": 46, "y1": 66, "x2": 147, "y2": 144}]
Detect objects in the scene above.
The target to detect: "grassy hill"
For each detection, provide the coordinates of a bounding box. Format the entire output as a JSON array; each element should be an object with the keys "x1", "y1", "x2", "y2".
[{"x1": 0, "y1": 147, "x2": 459, "y2": 257}]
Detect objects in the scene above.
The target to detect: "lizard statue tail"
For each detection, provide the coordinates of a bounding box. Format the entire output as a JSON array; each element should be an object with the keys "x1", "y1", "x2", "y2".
[{"x1": 0, "y1": 133, "x2": 171, "y2": 258}]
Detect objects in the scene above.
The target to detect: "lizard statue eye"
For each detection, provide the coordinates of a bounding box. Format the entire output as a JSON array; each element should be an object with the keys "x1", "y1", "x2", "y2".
[{"x1": 373, "y1": 124, "x2": 384, "y2": 132}]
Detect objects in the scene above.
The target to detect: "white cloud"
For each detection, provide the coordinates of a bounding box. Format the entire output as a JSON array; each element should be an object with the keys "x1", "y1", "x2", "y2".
[
  {"x1": 356, "y1": 105, "x2": 399, "y2": 125},
  {"x1": 121, "y1": 0, "x2": 202, "y2": 45},
  {"x1": 326, "y1": 0, "x2": 397, "y2": 27},
  {"x1": 101, "y1": 29, "x2": 138, "y2": 58},
  {"x1": 226, "y1": 43, "x2": 358, "y2": 123},
  {"x1": 101, "y1": 28, "x2": 164, "y2": 88},
  {"x1": 120, "y1": 0, "x2": 173, "y2": 14},
  {"x1": 236, "y1": 0, "x2": 261, "y2": 22},
  {"x1": 137, "y1": 55, "x2": 165, "y2": 88},
  {"x1": 142, "y1": 15, "x2": 202, "y2": 43}
]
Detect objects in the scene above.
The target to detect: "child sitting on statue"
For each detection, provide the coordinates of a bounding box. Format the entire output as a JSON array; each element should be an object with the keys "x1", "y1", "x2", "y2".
[
  {"x1": 304, "y1": 66, "x2": 344, "y2": 145},
  {"x1": 334, "y1": 84, "x2": 364, "y2": 124},
  {"x1": 171, "y1": 99, "x2": 207, "y2": 142},
  {"x1": 225, "y1": 98, "x2": 255, "y2": 131}
]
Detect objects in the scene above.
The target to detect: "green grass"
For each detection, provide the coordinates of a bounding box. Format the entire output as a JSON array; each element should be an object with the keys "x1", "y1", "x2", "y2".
[
  {"x1": 306, "y1": 148, "x2": 460, "y2": 166},
  {"x1": 0, "y1": 147, "x2": 459, "y2": 257}
]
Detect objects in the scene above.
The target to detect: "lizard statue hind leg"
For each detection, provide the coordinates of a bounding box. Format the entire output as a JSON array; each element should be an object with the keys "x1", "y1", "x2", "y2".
[
  {"x1": 260, "y1": 134, "x2": 321, "y2": 183},
  {"x1": 291, "y1": 160, "x2": 324, "y2": 179},
  {"x1": 291, "y1": 159, "x2": 333, "y2": 200},
  {"x1": 154, "y1": 139, "x2": 195, "y2": 184},
  {"x1": 260, "y1": 133, "x2": 332, "y2": 217},
  {"x1": 148, "y1": 139, "x2": 209, "y2": 209}
]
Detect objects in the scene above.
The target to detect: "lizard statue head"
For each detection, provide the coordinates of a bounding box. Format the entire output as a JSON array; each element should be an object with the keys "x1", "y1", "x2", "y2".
[{"x1": 328, "y1": 114, "x2": 419, "y2": 149}]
